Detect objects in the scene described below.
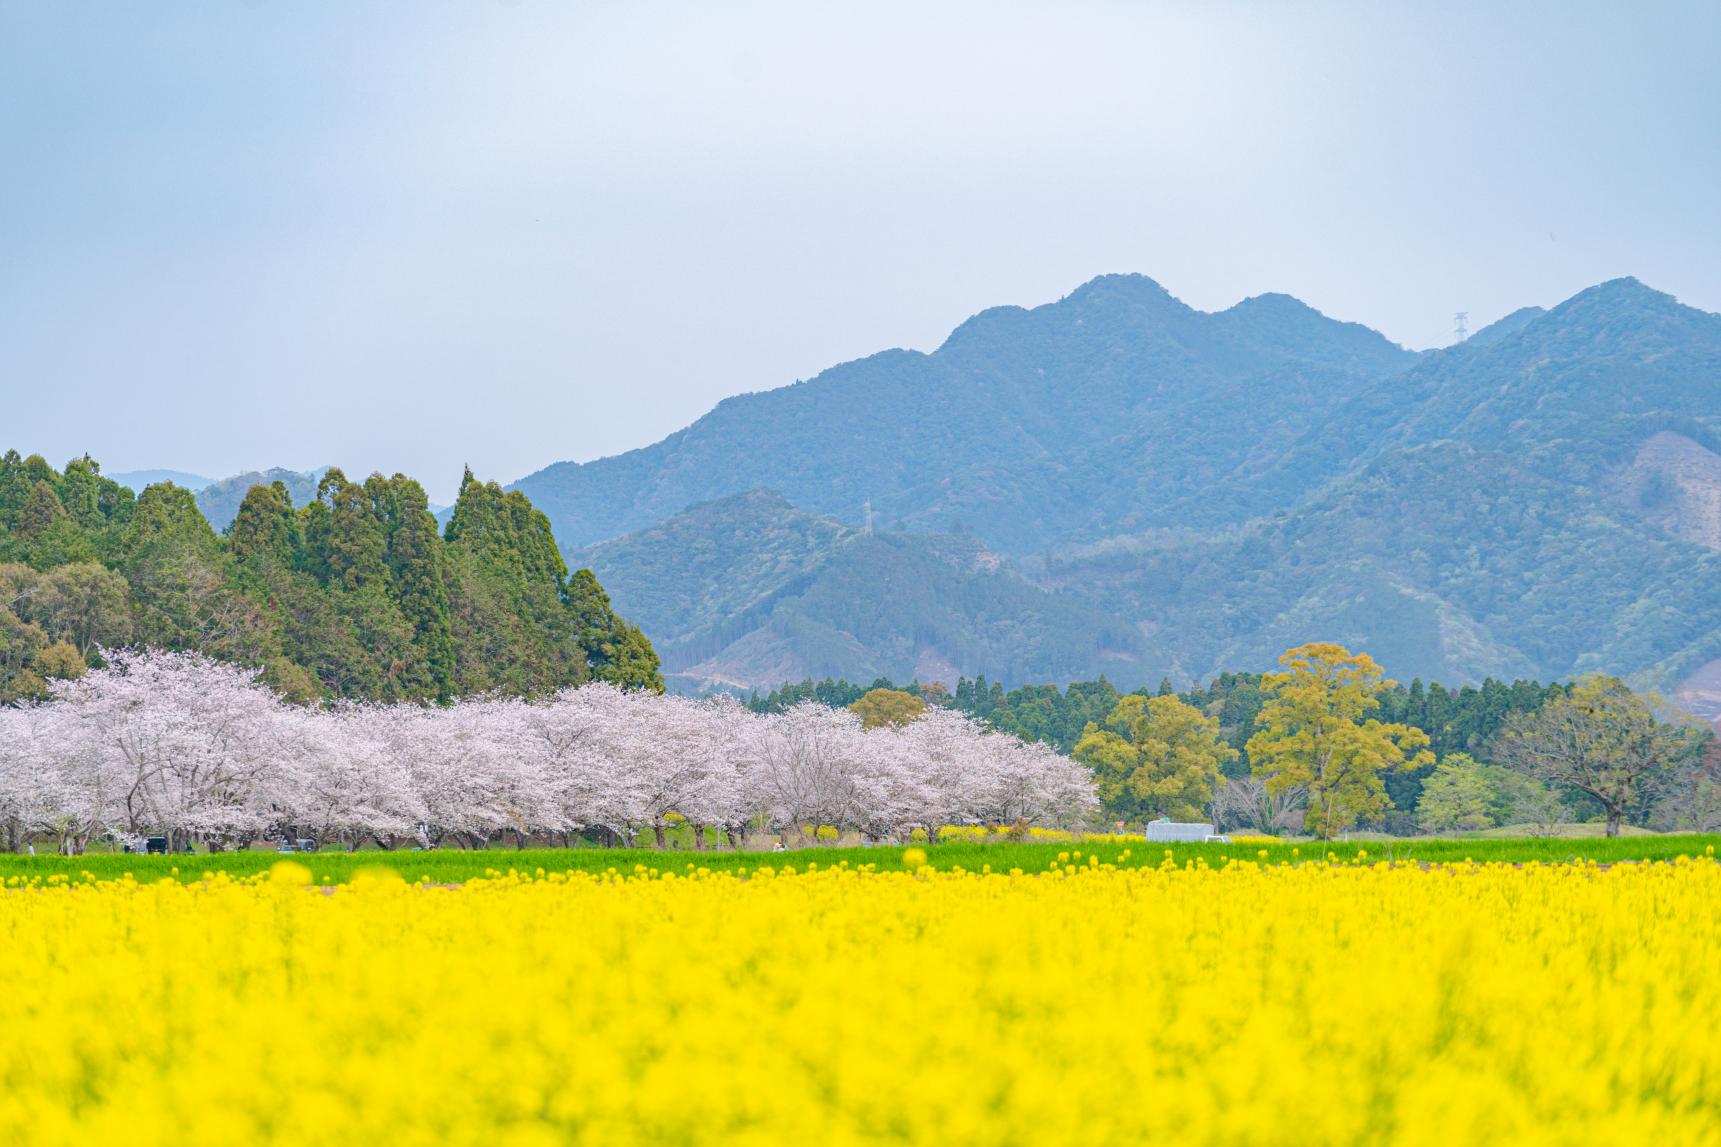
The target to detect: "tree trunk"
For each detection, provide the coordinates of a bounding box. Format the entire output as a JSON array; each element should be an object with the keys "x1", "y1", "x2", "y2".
[
  {"x1": 653, "y1": 823, "x2": 668, "y2": 850},
  {"x1": 1606, "y1": 807, "x2": 1622, "y2": 838},
  {"x1": 693, "y1": 824, "x2": 707, "y2": 850}
]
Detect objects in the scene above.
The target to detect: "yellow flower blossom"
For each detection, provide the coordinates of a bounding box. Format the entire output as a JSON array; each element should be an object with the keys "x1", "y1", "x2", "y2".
[{"x1": 2, "y1": 860, "x2": 1719, "y2": 1145}]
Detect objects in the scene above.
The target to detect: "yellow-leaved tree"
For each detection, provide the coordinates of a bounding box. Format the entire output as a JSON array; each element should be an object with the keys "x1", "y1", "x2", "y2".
[
  {"x1": 1074, "y1": 694, "x2": 1237, "y2": 822},
  {"x1": 1246, "y1": 643, "x2": 1433, "y2": 839},
  {"x1": 849, "y1": 688, "x2": 927, "y2": 730}
]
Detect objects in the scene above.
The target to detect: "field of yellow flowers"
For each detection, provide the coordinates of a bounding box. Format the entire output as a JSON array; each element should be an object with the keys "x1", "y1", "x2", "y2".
[{"x1": 5, "y1": 854, "x2": 1720, "y2": 1146}]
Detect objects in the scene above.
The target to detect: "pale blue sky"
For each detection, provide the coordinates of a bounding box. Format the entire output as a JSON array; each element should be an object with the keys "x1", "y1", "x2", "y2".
[{"x1": 4, "y1": 1, "x2": 1718, "y2": 502}]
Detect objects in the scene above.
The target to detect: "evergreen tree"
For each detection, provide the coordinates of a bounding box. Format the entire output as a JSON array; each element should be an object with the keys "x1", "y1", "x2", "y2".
[
  {"x1": 229, "y1": 482, "x2": 299, "y2": 565},
  {"x1": 568, "y1": 568, "x2": 663, "y2": 691},
  {"x1": 378, "y1": 476, "x2": 456, "y2": 700},
  {"x1": 0, "y1": 450, "x2": 656, "y2": 704}
]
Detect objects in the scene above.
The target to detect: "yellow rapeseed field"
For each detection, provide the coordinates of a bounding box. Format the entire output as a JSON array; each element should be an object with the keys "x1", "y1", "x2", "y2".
[{"x1": 4, "y1": 856, "x2": 1720, "y2": 1146}]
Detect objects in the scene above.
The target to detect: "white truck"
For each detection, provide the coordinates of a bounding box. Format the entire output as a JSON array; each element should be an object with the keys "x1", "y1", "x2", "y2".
[{"x1": 1143, "y1": 818, "x2": 1230, "y2": 844}]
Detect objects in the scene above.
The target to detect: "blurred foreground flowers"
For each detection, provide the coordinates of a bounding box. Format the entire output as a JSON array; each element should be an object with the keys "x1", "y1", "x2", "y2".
[{"x1": 4, "y1": 857, "x2": 1720, "y2": 1145}]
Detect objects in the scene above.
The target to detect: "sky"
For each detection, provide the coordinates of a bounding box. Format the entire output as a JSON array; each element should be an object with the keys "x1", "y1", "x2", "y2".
[{"x1": 4, "y1": 1, "x2": 1719, "y2": 503}]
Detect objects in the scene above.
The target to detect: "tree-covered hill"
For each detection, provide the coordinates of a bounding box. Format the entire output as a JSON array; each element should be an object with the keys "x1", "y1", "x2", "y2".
[
  {"x1": 195, "y1": 467, "x2": 327, "y2": 532},
  {"x1": 0, "y1": 453, "x2": 659, "y2": 702},
  {"x1": 576, "y1": 491, "x2": 1145, "y2": 692},
  {"x1": 513, "y1": 274, "x2": 1419, "y2": 553},
  {"x1": 1248, "y1": 278, "x2": 1721, "y2": 504},
  {"x1": 1065, "y1": 278, "x2": 1721, "y2": 686},
  {"x1": 521, "y1": 273, "x2": 1721, "y2": 693},
  {"x1": 1053, "y1": 439, "x2": 1721, "y2": 685}
]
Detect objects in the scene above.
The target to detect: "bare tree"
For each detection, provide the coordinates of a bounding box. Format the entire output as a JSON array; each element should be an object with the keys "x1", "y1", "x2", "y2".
[{"x1": 1213, "y1": 776, "x2": 1306, "y2": 835}]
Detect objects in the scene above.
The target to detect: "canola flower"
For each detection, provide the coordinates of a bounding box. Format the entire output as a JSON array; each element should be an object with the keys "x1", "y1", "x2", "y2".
[{"x1": 3, "y1": 857, "x2": 1721, "y2": 1145}]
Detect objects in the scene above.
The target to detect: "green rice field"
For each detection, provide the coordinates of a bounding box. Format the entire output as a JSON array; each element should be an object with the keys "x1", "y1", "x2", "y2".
[{"x1": 2, "y1": 833, "x2": 1716, "y2": 885}]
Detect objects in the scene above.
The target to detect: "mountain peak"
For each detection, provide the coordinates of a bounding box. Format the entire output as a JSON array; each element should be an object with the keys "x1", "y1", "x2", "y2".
[
  {"x1": 1554, "y1": 276, "x2": 1686, "y2": 318},
  {"x1": 1212, "y1": 290, "x2": 1416, "y2": 372},
  {"x1": 1222, "y1": 291, "x2": 1320, "y2": 317},
  {"x1": 1586, "y1": 274, "x2": 1659, "y2": 297},
  {"x1": 1063, "y1": 272, "x2": 1179, "y2": 305},
  {"x1": 936, "y1": 272, "x2": 1192, "y2": 356},
  {"x1": 1516, "y1": 276, "x2": 1721, "y2": 351}
]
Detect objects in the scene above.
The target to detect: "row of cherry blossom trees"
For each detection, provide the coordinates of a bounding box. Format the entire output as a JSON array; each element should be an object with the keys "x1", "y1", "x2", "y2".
[{"x1": 0, "y1": 650, "x2": 1097, "y2": 854}]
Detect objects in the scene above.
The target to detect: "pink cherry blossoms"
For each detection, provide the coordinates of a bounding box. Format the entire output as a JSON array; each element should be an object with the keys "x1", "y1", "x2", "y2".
[{"x1": 0, "y1": 649, "x2": 1097, "y2": 853}]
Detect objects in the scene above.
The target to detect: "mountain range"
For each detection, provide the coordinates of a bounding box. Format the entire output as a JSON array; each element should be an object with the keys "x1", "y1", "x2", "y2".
[
  {"x1": 110, "y1": 469, "x2": 213, "y2": 493},
  {"x1": 114, "y1": 467, "x2": 451, "y2": 533},
  {"x1": 517, "y1": 273, "x2": 1721, "y2": 696}
]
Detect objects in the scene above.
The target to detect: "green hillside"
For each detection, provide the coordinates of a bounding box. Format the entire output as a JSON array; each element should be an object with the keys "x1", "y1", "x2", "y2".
[
  {"x1": 578, "y1": 492, "x2": 1144, "y2": 691},
  {"x1": 533, "y1": 275, "x2": 1721, "y2": 692},
  {"x1": 515, "y1": 275, "x2": 1418, "y2": 553},
  {"x1": 1056, "y1": 441, "x2": 1721, "y2": 685}
]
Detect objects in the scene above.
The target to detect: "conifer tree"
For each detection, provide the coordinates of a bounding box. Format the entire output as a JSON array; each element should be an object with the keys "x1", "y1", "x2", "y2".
[
  {"x1": 378, "y1": 476, "x2": 456, "y2": 700},
  {"x1": 229, "y1": 483, "x2": 299, "y2": 565},
  {"x1": 567, "y1": 568, "x2": 663, "y2": 692},
  {"x1": 0, "y1": 451, "x2": 657, "y2": 704}
]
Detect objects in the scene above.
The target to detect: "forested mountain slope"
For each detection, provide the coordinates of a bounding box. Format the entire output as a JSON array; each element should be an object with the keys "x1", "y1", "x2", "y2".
[
  {"x1": 1054, "y1": 440, "x2": 1721, "y2": 686},
  {"x1": 1051, "y1": 278, "x2": 1721, "y2": 686},
  {"x1": 514, "y1": 275, "x2": 1419, "y2": 553},
  {"x1": 529, "y1": 274, "x2": 1721, "y2": 692},
  {"x1": 0, "y1": 454, "x2": 659, "y2": 702},
  {"x1": 576, "y1": 492, "x2": 1144, "y2": 692}
]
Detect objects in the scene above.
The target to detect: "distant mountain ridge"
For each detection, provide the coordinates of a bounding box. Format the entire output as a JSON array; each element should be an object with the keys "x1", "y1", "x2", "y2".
[
  {"x1": 110, "y1": 469, "x2": 213, "y2": 493},
  {"x1": 575, "y1": 491, "x2": 1144, "y2": 692},
  {"x1": 196, "y1": 467, "x2": 330, "y2": 532},
  {"x1": 521, "y1": 274, "x2": 1721, "y2": 691},
  {"x1": 122, "y1": 466, "x2": 451, "y2": 533},
  {"x1": 513, "y1": 274, "x2": 1420, "y2": 553}
]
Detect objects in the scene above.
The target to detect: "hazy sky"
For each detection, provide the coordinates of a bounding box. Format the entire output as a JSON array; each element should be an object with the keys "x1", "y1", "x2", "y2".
[{"x1": 4, "y1": 1, "x2": 1719, "y2": 502}]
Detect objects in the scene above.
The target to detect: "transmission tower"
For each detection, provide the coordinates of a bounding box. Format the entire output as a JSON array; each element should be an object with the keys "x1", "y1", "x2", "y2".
[
  {"x1": 863, "y1": 500, "x2": 873, "y2": 535},
  {"x1": 1453, "y1": 311, "x2": 1469, "y2": 343}
]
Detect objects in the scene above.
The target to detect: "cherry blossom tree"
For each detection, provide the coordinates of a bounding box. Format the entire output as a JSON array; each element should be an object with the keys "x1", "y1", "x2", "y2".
[
  {"x1": 278, "y1": 704, "x2": 422, "y2": 850},
  {"x1": 748, "y1": 702, "x2": 866, "y2": 843},
  {"x1": 48, "y1": 650, "x2": 293, "y2": 850},
  {"x1": 1, "y1": 646, "x2": 1099, "y2": 852}
]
